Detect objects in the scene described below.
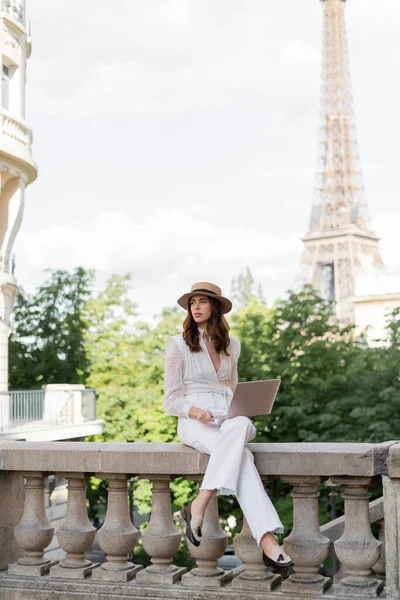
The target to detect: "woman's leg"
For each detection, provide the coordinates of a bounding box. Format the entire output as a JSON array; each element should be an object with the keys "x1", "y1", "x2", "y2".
[
  {"x1": 235, "y1": 446, "x2": 284, "y2": 549},
  {"x1": 178, "y1": 418, "x2": 221, "y2": 533},
  {"x1": 201, "y1": 417, "x2": 284, "y2": 547},
  {"x1": 200, "y1": 416, "x2": 257, "y2": 495},
  {"x1": 179, "y1": 415, "x2": 287, "y2": 557},
  {"x1": 179, "y1": 416, "x2": 257, "y2": 496}
]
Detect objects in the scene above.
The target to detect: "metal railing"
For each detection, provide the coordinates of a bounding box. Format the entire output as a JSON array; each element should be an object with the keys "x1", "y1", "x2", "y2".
[
  {"x1": 0, "y1": 388, "x2": 97, "y2": 433},
  {"x1": 10, "y1": 389, "x2": 44, "y2": 423}
]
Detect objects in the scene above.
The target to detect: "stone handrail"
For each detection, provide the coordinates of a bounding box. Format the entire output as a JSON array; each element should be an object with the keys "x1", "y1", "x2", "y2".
[
  {"x1": 0, "y1": 440, "x2": 399, "y2": 600},
  {"x1": 0, "y1": 440, "x2": 384, "y2": 474}
]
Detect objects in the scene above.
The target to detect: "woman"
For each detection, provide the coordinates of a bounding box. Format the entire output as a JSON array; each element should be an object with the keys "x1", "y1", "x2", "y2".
[{"x1": 163, "y1": 281, "x2": 292, "y2": 570}]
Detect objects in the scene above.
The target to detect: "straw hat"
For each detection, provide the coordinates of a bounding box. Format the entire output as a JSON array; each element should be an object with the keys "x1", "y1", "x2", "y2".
[{"x1": 177, "y1": 282, "x2": 232, "y2": 314}]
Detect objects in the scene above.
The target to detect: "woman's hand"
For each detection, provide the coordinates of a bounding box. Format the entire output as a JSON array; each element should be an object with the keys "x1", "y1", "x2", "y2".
[{"x1": 189, "y1": 407, "x2": 214, "y2": 423}]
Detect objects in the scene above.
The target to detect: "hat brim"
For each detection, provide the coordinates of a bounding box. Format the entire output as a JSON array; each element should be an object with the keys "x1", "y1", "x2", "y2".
[{"x1": 177, "y1": 291, "x2": 232, "y2": 314}]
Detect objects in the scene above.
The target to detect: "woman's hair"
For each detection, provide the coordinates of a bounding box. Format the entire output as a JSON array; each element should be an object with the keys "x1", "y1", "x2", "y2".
[{"x1": 183, "y1": 296, "x2": 231, "y2": 355}]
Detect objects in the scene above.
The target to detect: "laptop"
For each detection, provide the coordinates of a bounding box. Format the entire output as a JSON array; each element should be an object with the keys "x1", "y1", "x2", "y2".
[{"x1": 227, "y1": 379, "x2": 281, "y2": 419}]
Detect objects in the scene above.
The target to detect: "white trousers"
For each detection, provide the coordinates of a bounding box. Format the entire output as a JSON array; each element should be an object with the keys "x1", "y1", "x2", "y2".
[{"x1": 178, "y1": 391, "x2": 284, "y2": 546}]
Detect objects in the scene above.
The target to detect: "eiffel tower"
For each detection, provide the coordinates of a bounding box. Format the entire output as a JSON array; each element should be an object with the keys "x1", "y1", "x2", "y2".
[{"x1": 298, "y1": 0, "x2": 383, "y2": 323}]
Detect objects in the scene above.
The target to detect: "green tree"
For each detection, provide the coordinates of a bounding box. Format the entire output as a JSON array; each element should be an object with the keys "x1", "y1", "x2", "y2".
[
  {"x1": 231, "y1": 266, "x2": 265, "y2": 307},
  {"x1": 338, "y1": 306, "x2": 400, "y2": 442},
  {"x1": 83, "y1": 275, "x2": 184, "y2": 443},
  {"x1": 232, "y1": 284, "x2": 360, "y2": 444},
  {"x1": 84, "y1": 276, "x2": 198, "y2": 565},
  {"x1": 9, "y1": 267, "x2": 94, "y2": 389}
]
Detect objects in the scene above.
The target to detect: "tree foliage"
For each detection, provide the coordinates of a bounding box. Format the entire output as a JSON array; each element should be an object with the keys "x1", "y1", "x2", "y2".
[
  {"x1": 9, "y1": 267, "x2": 400, "y2": 546},
  {"x1": 83, "y1": 275, "x2": 196, "y2": 537},
  {"x1": 9, "y1": 267, "x2": 93, "y2": 389},
  {"x1": 232, "y1": 285, "x2": 400, "y2": 444},
  {"x1": 83, "y1": 274, "x2": 182, "y2": 443},
  {"x1": 231, "y1": 266, "x2": 265, "y2": 307}
]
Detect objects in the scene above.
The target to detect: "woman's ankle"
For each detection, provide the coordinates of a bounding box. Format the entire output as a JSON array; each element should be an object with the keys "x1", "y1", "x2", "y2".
[
  {"x1": 191, "y1": 490, "x2": 216, "y2": 515},
  {"x1": 191, "y1": 497, "x2": 206, "y2": 517},
  {"x1": 261, "y1": 532, "x2": 279, "y2": 554}
]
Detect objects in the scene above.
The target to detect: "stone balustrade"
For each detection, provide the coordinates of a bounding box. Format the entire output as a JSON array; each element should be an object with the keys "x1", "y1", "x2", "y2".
[
  {"x1": 0, "y1": 439, "x2": 399, "y2": 600},
  {"x1": 0, "y1": 111, "x2": 36, "y2": 177}
]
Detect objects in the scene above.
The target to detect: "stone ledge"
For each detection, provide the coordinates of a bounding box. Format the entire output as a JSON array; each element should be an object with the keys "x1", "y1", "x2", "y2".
[
  {"x1": 386, "y1": 442, "x2": 400, "y2": 478},
  {"x1": 0, "y1": 573, "x2": 341, "y2": 600},
  {"x1": 0, "y1": 440, "x2": 389, "y2": 478}
]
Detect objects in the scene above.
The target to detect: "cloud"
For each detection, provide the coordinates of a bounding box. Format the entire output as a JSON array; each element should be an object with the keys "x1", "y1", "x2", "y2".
[
  {"x1": 15, "y1": 0, "x2": 400, "y2": 326},
  {"x1": 27, "y1": 0, "x2": 322, "y2": 116},
  {"x1": 14, "y1": 207, "x2": 302, "y2": 320},
  {"x1": 250, "y1": 166, "x2": 315, "y2": 183}
]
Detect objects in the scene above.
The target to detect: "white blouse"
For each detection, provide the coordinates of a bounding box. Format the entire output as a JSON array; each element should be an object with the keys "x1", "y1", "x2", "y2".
[{"x1": 163, "y1": 328, "x2": 241, "y2": 418}]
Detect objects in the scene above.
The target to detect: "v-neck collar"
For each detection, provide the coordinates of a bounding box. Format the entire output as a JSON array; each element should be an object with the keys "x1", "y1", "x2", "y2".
[{"x1": 198, "y1": 327, "x2": 222, "y2": 377}]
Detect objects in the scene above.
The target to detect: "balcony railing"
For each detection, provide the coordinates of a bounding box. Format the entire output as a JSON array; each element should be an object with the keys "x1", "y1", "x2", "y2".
[
  {"x1": 1, "y1": 0, "x2": 25, "y2": 25},
  {"x1": 0, "y1": 386, "x2": 101, "y2": 439},
  {"x1": 0, "y1": 440, "x2": 398, "y2": 599},
  {"x1": 0, "y1": 111, "x2": 36, "y2": 181}
]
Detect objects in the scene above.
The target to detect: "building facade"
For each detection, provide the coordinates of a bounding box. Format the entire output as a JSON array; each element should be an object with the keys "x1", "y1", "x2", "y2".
[
  {"x1": 0, "y1": 2, "x2": 104, "y2": 563},
  {"x1": 0, "y1": 0, "x2": 36, "y2": 390}
]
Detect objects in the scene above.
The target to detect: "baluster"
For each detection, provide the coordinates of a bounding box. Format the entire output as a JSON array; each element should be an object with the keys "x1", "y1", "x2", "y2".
[
  {"x1": 281, "y1": 476, "x2": 331, "y2": 595},
  {"x1": 232, "y1": 515, "x2": 281, "y2": 591},
  {"x1": 49, "y1": 473, "x2": 98, "y2": 579},
  {"x1": 383, "y1": 475, "x2": 400, "y2": 600},
  {"x1": 332, "y1": 476, "x2": 383, "y2": 597},
  {"x1": 372, "y1": 518, "x2": 386, "y2": 581},
  {"x1": 93, "y1": 474, "x2": 143, "y2": 582},
  {"x1": 182, "y1": 476, "x2": 231, "y2": 588},
  {"x1": 136, "y1": 475, "x2": 186, "y2": 585},
  {"x1": 9, "y1": 472, "x2": 57, "y2": 576}
]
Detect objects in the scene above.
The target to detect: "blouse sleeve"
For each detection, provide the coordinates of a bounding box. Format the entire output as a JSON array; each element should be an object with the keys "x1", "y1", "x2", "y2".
[
  {"x1": 163, "y1": 337, "x2": 192, "y2": 418},
  {"x1": 228, "y1": 337, "x2": 241, "y2": 394}
]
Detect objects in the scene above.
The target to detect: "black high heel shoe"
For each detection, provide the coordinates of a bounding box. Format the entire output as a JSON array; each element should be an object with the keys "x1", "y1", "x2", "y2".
[
  {"x1": 180, "y1": 503, "x2": 203, "y2": 547},
  {"x1": 262, "y1": 548, "x2": 293, "y2": 570}
]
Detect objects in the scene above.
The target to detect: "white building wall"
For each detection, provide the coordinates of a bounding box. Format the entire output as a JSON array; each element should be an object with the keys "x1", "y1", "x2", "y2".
[
  {"x1": 354, "y1": 268, "x2": 400, "y2": 344},
  {"x1": 0, "y1": 0, "x2": 36, "y2": 392},
  {"x1": 354, "y1": 293, "x2": 400, "y2": 346}
]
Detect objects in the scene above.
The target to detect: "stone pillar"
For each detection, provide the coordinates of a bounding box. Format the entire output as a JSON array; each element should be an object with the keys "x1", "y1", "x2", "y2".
[
  {"x1": 332, "y1": 476, "x2": 383, "y2": 597},
  {"x1": 49, "y1": 474, "x2": 98, "y2": 579},
  {"x1": 9, "y1": 472, "x2": 57, "y2": 576},
  {"x1": 136, "y1": 476, "x2": 186, "y2": 585},
  {"x1": 232, "y1": 516, "x2": 281, "y2": 591},
  {"x1": 182, "y1": 478, "x2": 231, "y2": 589},
  {"x1": 0, "y1": 272, "x2": 17, "y2": 414},
  {"x1": 0, "y1": 177, "x2": 25, "y2": 393},
  {"x1": 281, "y1": 476, "x2": 331, "y2": 595},
  {"x1": 0, "y1": 471, "x2": 24, "y2": 570},
  {"x1": 0, "y1": 319, "x2": 9, "y2": 394},
  {"x1": 372, "y1": 519, "x2": 385, "y2": 581},
  {"x1": 93, "y1": 474, "x2": 143, "y2": 582},
  {"x1": 42, "y1": 384, "x2": 85, "y2": 425},
  {"x1": 383, "y1": 476, "x2": 400, "y2": 600},
  {"x1": 0, "y1": 176, "x2": 26, "y2": 391}
]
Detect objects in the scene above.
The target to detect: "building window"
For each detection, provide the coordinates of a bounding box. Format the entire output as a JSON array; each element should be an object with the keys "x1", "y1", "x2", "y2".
[
  {"x1": 2, "y1": 65, "x2": 10, "y2": 110},
  {"x1": 3, "y1": 0, "x2": 25, "y2": 25},
  {"x1": 321, "y1": 263, "x2": 335, "y2": 301}
]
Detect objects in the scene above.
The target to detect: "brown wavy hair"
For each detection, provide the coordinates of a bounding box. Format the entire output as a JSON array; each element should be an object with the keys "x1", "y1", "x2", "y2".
[{"x1": 183, "y1": 295, "x2": 231, "y2": 355}]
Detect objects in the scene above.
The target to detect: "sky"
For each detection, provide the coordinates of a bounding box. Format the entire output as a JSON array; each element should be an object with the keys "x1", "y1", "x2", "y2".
[{"x1": 14, "y1": 0, "x2": 400, "y2": 322}]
